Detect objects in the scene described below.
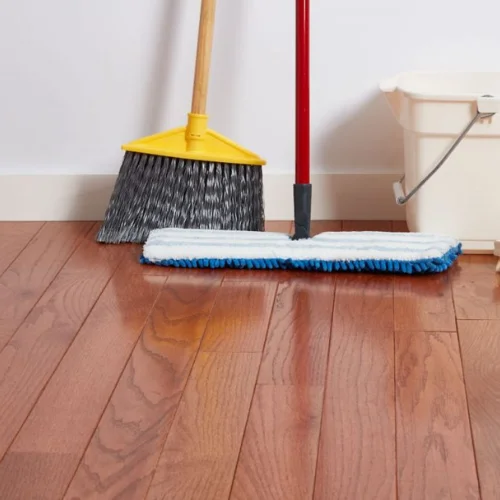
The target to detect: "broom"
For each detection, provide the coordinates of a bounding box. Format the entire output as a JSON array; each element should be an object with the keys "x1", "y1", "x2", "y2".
[
  {"x1": 138, "y1": 0, "x2": 462, "y2": 275},
  {"x1": 96, "y1": 0, "x2": 266, "y2": 244}
]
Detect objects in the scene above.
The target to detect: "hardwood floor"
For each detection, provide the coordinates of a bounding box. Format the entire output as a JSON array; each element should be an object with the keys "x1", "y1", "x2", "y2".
[{"x1": 0, "y1": 220, "x2": 498, "y2": 499}]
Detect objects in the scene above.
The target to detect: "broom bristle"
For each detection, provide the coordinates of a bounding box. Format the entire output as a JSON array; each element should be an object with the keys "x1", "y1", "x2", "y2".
[{"x1": 96, "y1": 151, "x2": 265, "y2": 244}]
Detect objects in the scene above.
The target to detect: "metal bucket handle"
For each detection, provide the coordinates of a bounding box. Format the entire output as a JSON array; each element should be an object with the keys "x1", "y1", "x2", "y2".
[{"x1": 393, "y1": 95, "x2": 500, "y2": 205}]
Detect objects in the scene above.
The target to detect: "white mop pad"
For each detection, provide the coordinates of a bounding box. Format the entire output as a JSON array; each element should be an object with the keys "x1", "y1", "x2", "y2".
[{"x1": 140, "y1": 228, "x2": 462, "y2": 274}]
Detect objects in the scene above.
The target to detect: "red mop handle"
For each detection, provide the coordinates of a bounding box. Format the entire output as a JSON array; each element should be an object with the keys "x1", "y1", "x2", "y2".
[
  {"x1": 296, "y1": 0, "x2": 310, "y2": 185},
  {"x1": 291, "y1": 0, "x2": 311, "y2": 240}
]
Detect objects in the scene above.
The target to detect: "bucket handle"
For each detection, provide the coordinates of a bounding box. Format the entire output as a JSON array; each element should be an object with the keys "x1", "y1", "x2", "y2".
[{"x1": 393, "y1": 95, "x2": 499, "y2": 205}]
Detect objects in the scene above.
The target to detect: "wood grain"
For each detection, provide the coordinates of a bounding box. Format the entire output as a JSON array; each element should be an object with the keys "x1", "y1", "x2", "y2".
[
  {"x1": 145, "y1": 351, "x2": 261, "y2": 500},
  {"x1": 222, "y1": 269, "x2": 292, "y2": 284},
  {"x1": 200, "y1": 281, "x2": 277, "y2": 352},
  {"x1": 258, "y1": 278, "x2": 334, "y2": 386},
  {"x1": 0, "y1": 225, "x2": 125, "y2": 461},
  {"x1": 0, "y1": 273, "x2": 165, "y2": 500},
  {"x1": 0, "y1": 221, "x2": 92, "y2": 352},
  {"x1": 63, "y1": 273, "x2": 222, "y2": 500},
  {"x1": 61, "y1": 223, "x2": 128, "y2": 276},
  {"x1": 230, "y1": 385, "x2": 323, "y2": 500},
  {"x1": 391, "y1": 216, "x2": 455, "y2": 332},
  {"x1": 392, "y1": 220, "x2": 409, "y2": 232},
  {"x1": 394, "y1": 273, "x2": 456, "y2": 332},
  {"x1": 1, "y1": 221, "x2": 499, "y2": 499},
  {"x1": 332, "y1": 274, "x2": 394, "y2": 334},
  {"x1": 452, "y1": 255, "x2": 500, "y2": 319},
  {"x1": 314, "y1": 274, "x2": 396, "y2": 500},
  {"x1": 310, "y1": 220, "x2": 341, "y2": 235},
  {"x1": 395, "y1": 330, "x2": 480, "y2": 499},
  {"x1": 191, "y1": 0, "x2": 216, "y2": 114},
  {"x1": 116, "y1": 243, "x2": 171, "y2": 276},
  {"x1": 342, "y1": 220, "x2": 393, "y2": 231},
  {"x1": 0, "y1": 222, "x2": 43, "y2": 276},
  {"x1": 458, "y1": 320, "x2": 500, "y2": 500}
]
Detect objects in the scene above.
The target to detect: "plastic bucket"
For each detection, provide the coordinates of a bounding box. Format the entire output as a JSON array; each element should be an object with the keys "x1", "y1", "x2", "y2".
[{"x1": 380, "y1": 71, "x2": 500, "y2": 252}]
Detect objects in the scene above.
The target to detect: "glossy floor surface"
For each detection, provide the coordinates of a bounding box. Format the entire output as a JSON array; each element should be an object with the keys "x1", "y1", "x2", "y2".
[{"x1": 0, "y1": 220, "x2": 498, "y2": 499}]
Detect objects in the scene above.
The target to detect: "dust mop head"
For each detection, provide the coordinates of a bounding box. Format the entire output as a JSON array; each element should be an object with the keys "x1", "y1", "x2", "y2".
[{"x1": 140, "y1": 228, "x2": 462, "y2": 274}]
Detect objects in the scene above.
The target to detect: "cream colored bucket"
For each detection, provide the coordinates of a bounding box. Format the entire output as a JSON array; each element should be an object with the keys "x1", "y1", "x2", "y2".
[{"x1": 380, "y1": 71, "x2": 500, "y2": 252}]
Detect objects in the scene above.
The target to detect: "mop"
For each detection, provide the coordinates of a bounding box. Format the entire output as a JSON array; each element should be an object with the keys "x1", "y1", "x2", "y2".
[{"x1": 139, "y1": 0, "x2": 462, "y2": 275}]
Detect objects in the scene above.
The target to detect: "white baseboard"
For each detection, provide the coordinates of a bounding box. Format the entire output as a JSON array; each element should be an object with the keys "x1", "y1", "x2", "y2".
[{"x1": 0, "y1": 172, "x2": 405, "y2": 221}]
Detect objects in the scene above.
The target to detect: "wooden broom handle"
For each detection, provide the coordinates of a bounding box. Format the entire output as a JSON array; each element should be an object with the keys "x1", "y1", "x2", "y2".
[{"x1": 191, "y1": 0, "x2": 217, "y2": 115}]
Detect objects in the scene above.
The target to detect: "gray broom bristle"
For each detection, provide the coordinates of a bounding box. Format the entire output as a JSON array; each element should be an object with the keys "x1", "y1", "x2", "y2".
[{"x1": 96, "y1": 151, "x2": 265, "y2": 244}]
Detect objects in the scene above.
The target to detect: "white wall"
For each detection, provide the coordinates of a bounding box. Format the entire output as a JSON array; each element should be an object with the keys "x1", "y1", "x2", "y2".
[{"x1": 1, "y1": 0, "x2": 500, "y2": 177}]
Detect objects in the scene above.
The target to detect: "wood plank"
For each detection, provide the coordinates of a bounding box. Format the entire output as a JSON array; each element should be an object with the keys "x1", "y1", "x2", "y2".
[
  {"x1": 223, "y1": 269, "x2": 290, "y2": 284},
  {"x1": 395, "y1": 330, "x2": 480, "y2": 499},
  {"x1": 116, "y1": 243, "x2": 171, "y2": 276},
  {"x1": 200, "y1": 281, "x2": 277, "y2": 353},
  {"x1": 452, "y1": 255, "x2": 500, "y2": 319},
  {"x1": 231, "y1": 269, "x2": 334, "y2": 498},
  {"x1": 458, "y1": 320, "x2": 500, "y2": 500},
  {"x1": 392, "y1": 220, "x2": 409, "y2": 232},
  {"x1": 394, "y1": 273, "x2": 456, "y2": 332},
  {"x1": 0, "y1": 222, "x2": 43, "y2": 276},
  {"x1": 0, "y1": 221, "x2": 93, "y2": 352},
  {"x1": 0, "y1": 224, "x2": 125, "y2": 461},
  {"x1": 391, "y1": 216, "x2": 456, "y2": 332},
  {"x1": 314, "y1": 274, "x2": 396, "y2": 499},
  {"x1": 258, "y1": 277, "x2": 334, "y2": 386},
  {"x1": 63, "y1": 273, "x2": 222, "y2": 500},
  {"x1": 61, "y1": 223, "x2": 128, "y2": 276},
  {"x1": 230, "y1": 385, "x2": 323, "y2": 500},
  {"x1": 145, "y1": 351, "x2": 261, "y2": 500},
  {"x1": 0, "y1": 273, "x2": 166, "y2": 500},
  {"x1": 310, "y1": 220, "x2": 341, "y2": 235},
  {"x1": 342, "y1": 220, "x2": 393, "y2": 231},
  {"x1": 331, "y1": 274, "x2": 394, "y2": 334}
]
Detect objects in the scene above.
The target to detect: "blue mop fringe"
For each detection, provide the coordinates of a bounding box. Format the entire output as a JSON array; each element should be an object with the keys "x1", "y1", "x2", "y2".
[{"x1": 140, "y1": 243, "x2": 462, "y2": 275}]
